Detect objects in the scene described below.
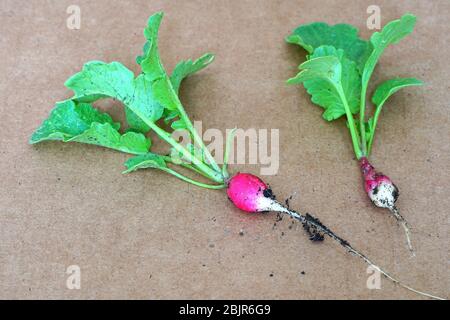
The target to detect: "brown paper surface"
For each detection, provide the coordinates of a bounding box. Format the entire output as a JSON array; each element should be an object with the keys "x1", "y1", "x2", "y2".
[{"x1": 0, "y1": 0, "x2": 448, "y2": 299}]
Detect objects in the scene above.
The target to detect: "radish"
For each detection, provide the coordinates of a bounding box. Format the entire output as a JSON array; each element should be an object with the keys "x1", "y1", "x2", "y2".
[
  {"x1": 30, "y1": 12, "x2": 443, "y2": 299},
  {"x1": 226, "y1": 173, "x2": 283, "y2": 213},
  {"x1": 286, "y1": 14, "x2": 423, "y2": 255},
  {"x1": 227, "y1": 173, "x2": 443, "y2": 300},
  {"x1": 360, "y1": 157, "x2": 413, "y2": 252}
]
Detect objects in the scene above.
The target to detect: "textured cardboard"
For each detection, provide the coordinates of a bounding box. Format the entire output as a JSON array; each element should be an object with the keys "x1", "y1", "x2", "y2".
[{"x1": 0, "y1": 0, "x2": 448, "y2": 299}]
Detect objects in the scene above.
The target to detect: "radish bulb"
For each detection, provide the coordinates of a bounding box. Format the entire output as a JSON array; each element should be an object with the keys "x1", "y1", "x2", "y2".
[
  {"x1": 227, "y1": 172, "x2": 443, "y2": 300},
  {"x1": 360, "y1": 157, "x2": 414, "y2": 255},
  {"x1": 226, "y1": 173, "x2": 285, "y2": 213},
  {"x1": 286, "y1": 15, "x2": 424, "y2": 256}
]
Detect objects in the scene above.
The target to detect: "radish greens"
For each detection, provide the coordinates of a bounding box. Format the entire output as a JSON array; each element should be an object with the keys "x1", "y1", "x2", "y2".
[
  {"x1": 30, "y1": 12, "x2": 229, "y2": 189},
  {"x1": 286, "y1": 13, "x2": 423, "y2": 255},
  {"x1": 287, "y1": 14, "x2": 423, "y2": 159}
]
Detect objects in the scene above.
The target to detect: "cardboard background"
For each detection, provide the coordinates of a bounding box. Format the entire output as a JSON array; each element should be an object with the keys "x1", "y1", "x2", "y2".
[{"x1": 0, "y1": 0, "x2": 448, "y2": 299}]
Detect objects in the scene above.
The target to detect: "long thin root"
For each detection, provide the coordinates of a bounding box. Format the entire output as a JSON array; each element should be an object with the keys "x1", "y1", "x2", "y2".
[
  {"x1": 390, "y1": 206, "x2": 415, "y2": 257},
  {"x1": 274, "y1": 203, "x2": 445, "y2": 300}
]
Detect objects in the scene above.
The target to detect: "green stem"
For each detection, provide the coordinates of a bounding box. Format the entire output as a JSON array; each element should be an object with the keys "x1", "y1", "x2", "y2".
[
  {"x1": 359, "y1": 88, "x2": 368, "y2": 156},
  {"x1": 160, "y1": 167, "x2": 226, "y2": 190},
  {"x1": 367, "y1": 102, "x2": 384, "y2": 156},
  {"x1": 167, "y1": 78, "x2": 222, "y2": 174},
  {"x1": 135, "y1": 113, "x2": 224, "y2": 184},
  {"x1": 222, "y1": 128, "x2": 237, "y2": 178},
  {"x1": 336, "y1": 86, "x2": 362, "y2": 159},
  {"x1": 161, "y1": 155, "x2": 216, "y2": 180}
]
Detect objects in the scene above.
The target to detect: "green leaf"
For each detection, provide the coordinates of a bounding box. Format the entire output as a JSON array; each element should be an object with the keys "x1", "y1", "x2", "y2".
[
  {"x1": 123, "y1": 153, "x2": 167, "y2": 173},
  {"x1": 288, "y1": 55, "x2": 341, "y2": 84},
  {"x1": 31, "y1": 12, "x2": 222, "y2": 186},
  {"x1": 30, "y1": 100, "x2": 150, "y2": 154},
  {"x1": 136, "y1": 12, "x2": 165, "y2": 80},
  {"x1": 71, "y1": 123, "x2": 151, "y2": 154},
  {"x1": 136, "y1": 41, "x2": 150, "y2": 65},
  {"x1": 372, "y1": 77, "x2": 423, "y2": 107},
  {"x1": 362, "y1": 14, "x2": 417, "y2": 90},
  {"x1": 170, "y1": 119, "x2": 188, "y2": 130},
  {"x1": 65, "y1": 61, "x2": 165, "y2": 133},
  {"x1": 65, "y1": 61, "x2": 135, "y2": 101},
  {"x1": 155, "y1": 54, "x2": 215, "y2": 129},
  {"x1": 288, "y1": 46, "x2": 361, "y2": 121},
  {"x1": 133, "y1": 12, "x2": 167, "y2": 132},
  {"x1": 136, "y1": 14, "x2": 216, "y2": 133},
  {"x1": 135, "y1": 12, "x2": 179, "y2": 111},
  {"x1": 162, "y1": 109, "x2": 179, "y2": 124},
  {"x1": 124, "y1": 108, "x2": 150, "y2": 133},
  {"x1": 30, "y1": 100, "x2": 118, "y2": 142},
  {"x1": 66, "y1": 12, "x2": 189, "y2": 134},
  {"x1": 170, "y1": 53, "x2": 215, "y2": 94},
  {"x1": 286, "y1": 22, "x2": 371, "y2": 72}
]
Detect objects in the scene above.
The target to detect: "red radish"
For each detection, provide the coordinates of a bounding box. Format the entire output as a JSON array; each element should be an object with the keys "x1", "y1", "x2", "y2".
[
  {"x1": 30, "y1": 12, "x2": 442, "y2": 299},
  {"x1": 360, "y1": 157, "x2": 413, "y2": 254},
  {"x1": 286, "y1": 14, "x2": 424, "y2": 256},
  {"x1": 227, "y1": 172, "x2": 443, "y2": 300},
  {"x1": 360, "y1": 157, "x2": 398, "y2": 207},
  {"x1": 227, "y1": 173, "x2": 284, "y2": 213}
]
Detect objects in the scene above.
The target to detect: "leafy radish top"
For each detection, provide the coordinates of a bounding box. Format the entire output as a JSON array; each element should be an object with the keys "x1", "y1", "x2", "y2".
[
  {"x1": 286, "y1": 14, "x2": 423, "y2": 159},
  {"x1": 30, "y1": 12, "x2": 234, "y2": 189}
]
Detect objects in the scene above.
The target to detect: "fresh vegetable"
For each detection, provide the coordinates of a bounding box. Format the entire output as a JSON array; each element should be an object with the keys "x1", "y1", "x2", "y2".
[
  {"x1": 286, "y1": 13, "x2": 422, "y2": 255},
  {"x1": 360, "y1": 157, "x2": 412, "y2": 251},
  {"x1": 227, "y1": 173, "x2": 443, "y2": 299},
  {"x1": 30, "y1": 12, "x2": 442, "y2": 299},
  {"x1": 31, "y1": 12, "x2": 227, "y2": 190}
]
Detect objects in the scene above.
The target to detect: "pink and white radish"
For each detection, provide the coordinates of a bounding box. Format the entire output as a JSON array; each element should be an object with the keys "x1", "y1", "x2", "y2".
[
  {"x1": 226, "y1": 173, "x2": 284, "y2": 213},
  {"x1": 286, "y1": 14, "x2": 424, "y2": 256},
  {"x1": 360, "y1": 157, "x2": 413, "y2": 254},
  {"x1": 30, "y1": 11, "x2": 442, "y2": 299},
  {"x1": 226, "y1": 172, "x2": 442, "y2": 299}
]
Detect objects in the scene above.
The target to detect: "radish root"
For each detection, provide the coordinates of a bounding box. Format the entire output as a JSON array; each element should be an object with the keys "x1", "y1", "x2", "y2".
[
  {"x1": 389, "y1": 206, "x2": 415, "y2": 257},
  {"x1": 269, "y1": 201, "x2": 444, "y2": 300}
]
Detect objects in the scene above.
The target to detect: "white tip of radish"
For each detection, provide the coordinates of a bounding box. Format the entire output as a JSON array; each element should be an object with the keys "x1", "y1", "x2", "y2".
[
  {"x1": 256, "y1": 196, "x2": 289, "y2": 213},
  {"x1": 368, "y1": 180, "x2": 399, "y2": 209},
  {"x1": 360, "y1": 157, "x2": 414, "y2": 256},
  {"x1": 227, "y1": 172, "x2": 301, "y2": 214}
]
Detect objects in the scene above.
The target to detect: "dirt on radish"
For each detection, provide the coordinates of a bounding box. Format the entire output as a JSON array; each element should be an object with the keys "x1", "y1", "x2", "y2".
[
  {"x1": 286, "y1": 14, "x2": 424, "y2": 256},
  {"x1": 226, "y1": 172, "x2": 444, "y2": 300}
]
